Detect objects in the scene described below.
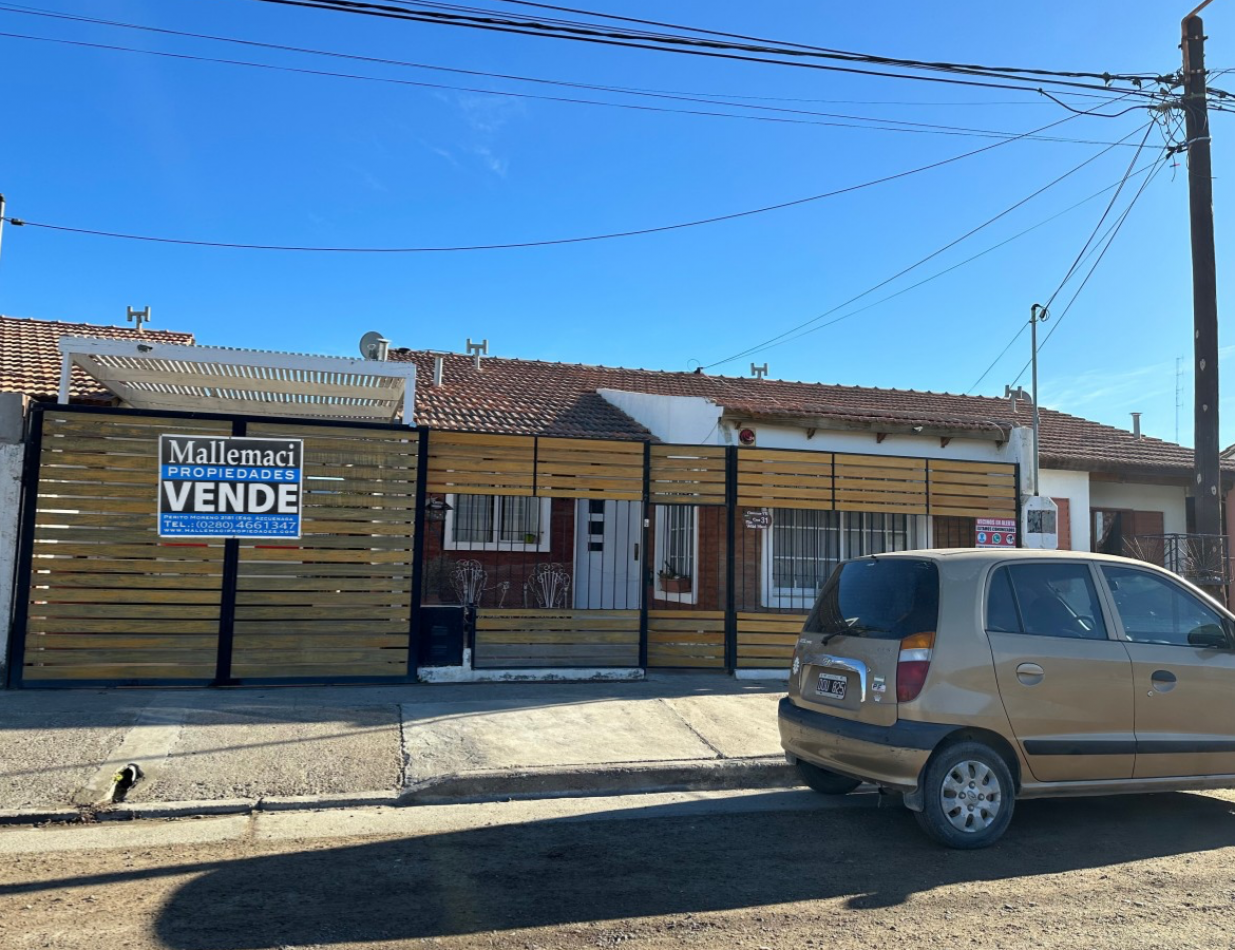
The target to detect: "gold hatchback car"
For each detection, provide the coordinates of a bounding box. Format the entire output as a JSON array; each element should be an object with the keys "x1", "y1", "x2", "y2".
[{"x1": 779, "y1": 548, "x2": 1235, "y2": 848}]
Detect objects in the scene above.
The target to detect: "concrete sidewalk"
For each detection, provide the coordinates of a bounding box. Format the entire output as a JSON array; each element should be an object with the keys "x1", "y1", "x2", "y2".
[{"x1": 0, "y1": 675, "x2": 798, "y2": 823}]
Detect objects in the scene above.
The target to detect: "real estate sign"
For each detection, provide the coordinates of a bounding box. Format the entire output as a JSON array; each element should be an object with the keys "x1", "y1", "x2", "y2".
[{"x1": 158, "y1": 434, "x2": 303, "y2": 538}]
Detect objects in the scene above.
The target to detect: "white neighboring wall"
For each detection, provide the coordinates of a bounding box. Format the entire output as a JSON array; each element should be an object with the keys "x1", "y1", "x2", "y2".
[
  {"x1": 597, "y1": 388, "x2": 1031, "y2": 470},
  {"x1": 1089, "y1": 480, "x2": 1189, "y2": 535},
  {"x1": 597, "y1": 389, "x2": 723, "y2": 444},
  {"x1": 1038, "y1": 469, "x2": 1092, "y2": 551},
  {"x1": 744, "y1": 423, "x2": 1023, "y2": 465}
]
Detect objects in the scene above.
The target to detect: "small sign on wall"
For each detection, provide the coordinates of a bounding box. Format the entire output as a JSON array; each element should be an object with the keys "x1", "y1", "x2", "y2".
[
  {"x1": 744, "y1": 508, "x2": 772, "y2": 529},
  {"x1": 976, "y1": 517, "x2": 1017, "y2": 548},
  {"x1": 158, "y1": 434, "x2": 303, "y2": 538}
]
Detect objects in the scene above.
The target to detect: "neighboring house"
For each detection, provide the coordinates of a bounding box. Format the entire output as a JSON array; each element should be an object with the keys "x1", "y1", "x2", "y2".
[
  {"x1": 0, "y1": 315, "x2": 195, "y2": 403},
  {"x1": 392, "y1": 348, "x2": 1234, "y2": 601}
]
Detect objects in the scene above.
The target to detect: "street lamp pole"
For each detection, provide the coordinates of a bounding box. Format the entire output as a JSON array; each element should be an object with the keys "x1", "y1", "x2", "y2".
[{"x1": 1030, "y1": 303, "x2": 1048, "y2": 497}]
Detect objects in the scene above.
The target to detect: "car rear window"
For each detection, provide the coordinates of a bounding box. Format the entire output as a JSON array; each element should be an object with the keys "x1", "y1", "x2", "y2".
[{"x1": 803, "y1": 557, "x2": 940, "y2": 640}]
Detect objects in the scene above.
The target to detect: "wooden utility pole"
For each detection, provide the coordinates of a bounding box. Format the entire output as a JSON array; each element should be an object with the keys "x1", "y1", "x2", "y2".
[{"x1": 1183, "y1": 9, "x2": 1222, "y2": 542}]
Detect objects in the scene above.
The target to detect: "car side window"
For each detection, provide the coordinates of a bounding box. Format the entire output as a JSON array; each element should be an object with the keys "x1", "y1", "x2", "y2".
[
  {"x1": 1001, "y1": 563, "x2": 1108, "y2": 640},
  {"x1": 1101, "y1": 566, "x2": 1228, "y2": 648},
  {"x1": 986, "y1": 567, "x2": 1022, "y2": 633}
]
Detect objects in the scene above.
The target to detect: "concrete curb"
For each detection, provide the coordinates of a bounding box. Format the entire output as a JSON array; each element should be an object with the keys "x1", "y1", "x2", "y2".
[
  {"x1": 398, "y1": 756, "x2": 798, "y2": 805},
  {"x1": 0, "y1": 757, "x2": 799, "y2": 826}
]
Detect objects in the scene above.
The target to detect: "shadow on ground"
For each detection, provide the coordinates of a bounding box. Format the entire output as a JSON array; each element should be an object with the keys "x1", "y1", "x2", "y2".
[{"x1": 8, "y1": 790, "x2": 1235, "y2": 948}]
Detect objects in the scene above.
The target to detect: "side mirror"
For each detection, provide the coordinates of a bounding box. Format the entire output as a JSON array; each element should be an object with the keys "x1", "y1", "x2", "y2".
[{"x1": 1188, "y1": 624, "x2": 1229, "y2": 650}]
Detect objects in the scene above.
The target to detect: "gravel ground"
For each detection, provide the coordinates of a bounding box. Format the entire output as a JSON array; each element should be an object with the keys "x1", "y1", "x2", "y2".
[{"x1": 3, "y1": 788, "x2": 1235, "y2": 949}]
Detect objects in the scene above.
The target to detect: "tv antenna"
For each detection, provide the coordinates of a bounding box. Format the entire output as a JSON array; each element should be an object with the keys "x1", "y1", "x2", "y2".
[
  {"x1": 126, "y1": 306, "x2": 151, "y2": 331},
  {"x1": 467, "y1": 338, "x2": 489, "y2": 371},
  {"x1": 750, "y1": 362, "x2": 769, "y2": 380}
]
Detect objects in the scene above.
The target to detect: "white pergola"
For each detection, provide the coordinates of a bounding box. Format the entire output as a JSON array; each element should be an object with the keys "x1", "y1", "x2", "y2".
[{"x1": 58, "y1": 337, "x2": 417, "y2": 423}]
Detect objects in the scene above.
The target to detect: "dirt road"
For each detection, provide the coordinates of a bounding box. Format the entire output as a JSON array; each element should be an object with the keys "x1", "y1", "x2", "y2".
[{"x1": 3, "y1": 788, "x2": 1235, "y2": 949}]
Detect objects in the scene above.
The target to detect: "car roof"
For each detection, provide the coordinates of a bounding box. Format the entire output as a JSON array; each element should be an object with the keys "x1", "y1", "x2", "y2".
[{"x1": 867, "y1": 548, "x2": 1167, "y2": 569}]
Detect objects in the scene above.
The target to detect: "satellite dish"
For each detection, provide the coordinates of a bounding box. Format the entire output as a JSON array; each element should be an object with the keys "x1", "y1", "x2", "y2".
[{"x1": 359, "y1": 331, "x2": 389, "y2": 361}]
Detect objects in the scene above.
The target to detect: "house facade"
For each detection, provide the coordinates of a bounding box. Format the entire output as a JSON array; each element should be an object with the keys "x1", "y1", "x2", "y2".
[{"x1": 0, "y1": 317, "x2": 1227, "y2": 686}]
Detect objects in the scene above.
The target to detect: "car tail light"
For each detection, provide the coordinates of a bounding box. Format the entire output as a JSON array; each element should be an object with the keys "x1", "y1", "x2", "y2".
[{"x1": 896, "y1": 631, "x2": 935, "y2": 703}]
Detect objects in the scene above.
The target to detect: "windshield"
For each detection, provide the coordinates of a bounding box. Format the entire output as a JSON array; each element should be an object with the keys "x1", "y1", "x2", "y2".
[{"x1": 803, "y1": 557, "x2": 940, "y2": 640}]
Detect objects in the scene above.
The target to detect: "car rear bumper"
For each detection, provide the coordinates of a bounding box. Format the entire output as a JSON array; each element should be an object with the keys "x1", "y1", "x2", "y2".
[{"x1": 778, "y1": 697, "x2": 953, "y2": 791}]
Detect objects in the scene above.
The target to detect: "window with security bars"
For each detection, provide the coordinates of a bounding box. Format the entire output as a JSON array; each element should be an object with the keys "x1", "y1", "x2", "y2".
[
  {"x1": 765, "y1": 509, "x2": 921, "y2": 607},
  {"x1": 445, "y1": 494, "x2": 550, "y2": 551},
  {"x1": 661, "y1": 506, "x2": 695, "y2": 578},
  {"x1": 655, "y1": 505, "x2": 697, "y2": 602}
]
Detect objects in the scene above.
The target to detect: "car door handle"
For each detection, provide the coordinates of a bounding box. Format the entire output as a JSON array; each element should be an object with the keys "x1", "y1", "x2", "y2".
[
  {"x1": 1016, "y1": 663, "x2": 1045, "y2": 686},
  {"x1": 1150, "y1": 669, "x2": 1177, "y2": 693}
]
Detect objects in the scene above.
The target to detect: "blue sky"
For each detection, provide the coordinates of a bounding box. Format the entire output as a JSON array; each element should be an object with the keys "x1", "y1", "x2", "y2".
[{"x1": 0, "y1": 1, "x2": 1231, "y2": 445}]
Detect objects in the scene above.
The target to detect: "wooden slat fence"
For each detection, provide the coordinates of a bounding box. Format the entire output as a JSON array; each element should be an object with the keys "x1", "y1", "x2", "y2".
[
  {"x1": 230, "y1": 422, "x2": 418, "y2": 681},
  {"x1": 737, "y1": 449, "x2": 833, "y2": 510},
  {"x1": 646, "y1": 610, "x2": 725, "y2": 668},
  {"x1": 736, "y1": 612, "x2": 808, "y2": 669},
  {"x1": 649, "y1": 445, "x2": 727, "y2": 506},
  {"x1": 927, "y1": 459, "x2": 1018, "y2": 518},
  {"x1": 473, "y1": 609, "x2": 640, "y2": 668},
  {"x1": 21, "y1": 410, "x2": 231, "y2": 684},
  {"x1": 12, "y1": 411, "x2": 1022, "y2": 685}
]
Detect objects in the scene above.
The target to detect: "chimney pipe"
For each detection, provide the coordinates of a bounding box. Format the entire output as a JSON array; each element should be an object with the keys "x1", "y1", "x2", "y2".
[
  {"x1": 433, "y1": 355, "x2": 444, "y2": 388},
  {"x1": 1131, "y1": 412, "x2": 1142, "y2": 440}
]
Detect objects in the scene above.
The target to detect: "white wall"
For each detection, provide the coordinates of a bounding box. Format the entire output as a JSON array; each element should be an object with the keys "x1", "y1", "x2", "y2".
[
  {"x1": 0, "y1": 443, "x2": 25, "y2": 685},
  {"x1": 723, "y1": 420, "x2": 1023, "y2": 465},
  {"x1": 1038, "y1": 469, "x2": 1091, "y2": 551},
  {"x1": 596, "y1": 389, "x2": 1030, "y2": 469},
  {"x1": 1089, "y1": 480, "x2": 1189, "y2": 535},
  {"x1": 597, "y1": 389, "x2": 723, "y2": 444}
]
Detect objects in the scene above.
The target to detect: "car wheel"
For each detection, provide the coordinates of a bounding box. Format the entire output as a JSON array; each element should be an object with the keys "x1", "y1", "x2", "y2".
[
  {"x1": 796, "y1": 760, "x2": 861, "y2": 795},
  {"x1": 914, "y1": 741, "x2": 1014, "y2": 849}
]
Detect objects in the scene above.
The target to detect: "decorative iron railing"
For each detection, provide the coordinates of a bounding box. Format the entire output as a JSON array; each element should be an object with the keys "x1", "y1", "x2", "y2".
[{"x1": 1123, "y1": 533, "x2": 1230, "y2": 587}]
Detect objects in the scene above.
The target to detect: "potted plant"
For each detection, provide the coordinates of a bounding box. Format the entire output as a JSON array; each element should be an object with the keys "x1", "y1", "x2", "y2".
[{"x1": 658, "y1": 561, "x2": 692, "y2": 594}]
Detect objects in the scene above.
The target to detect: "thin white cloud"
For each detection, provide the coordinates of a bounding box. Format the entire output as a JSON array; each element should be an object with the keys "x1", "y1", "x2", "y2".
[{"x1": 470, "y1": 146, "x2": 509, "y2": 178}]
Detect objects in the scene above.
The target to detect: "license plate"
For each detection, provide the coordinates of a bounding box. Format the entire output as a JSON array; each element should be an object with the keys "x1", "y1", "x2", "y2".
[{"x1": 816, "y1": 672, "x2": 847, "y2": 700}]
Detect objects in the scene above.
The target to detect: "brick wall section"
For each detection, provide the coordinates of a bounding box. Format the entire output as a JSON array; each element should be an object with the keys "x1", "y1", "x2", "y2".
[
  {"x1": 421, "y1": 497, "x2": 575, "y2": 606},
  {"x1": 647, "y1": 505, "x2": 728, "y2": 613}
]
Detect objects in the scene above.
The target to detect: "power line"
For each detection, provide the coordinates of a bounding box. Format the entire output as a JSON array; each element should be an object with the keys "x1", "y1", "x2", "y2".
[
  {"x1": 241, "y1": 0, "x2": 1170, "y2": 103},
  {"x1": 0, "y1": 29, "x2": 1150, "y2": 145},
  {"x1": 967, "y1": 152, "x2": 1167, "y2": 394},
  {"x1": 1040, "y1": 122, "x2": 1158, "y2": 312},
  {"x1": 320, "y1": 0, "x2": 1171, "y2": 87},
  {"x1": 964, "y1": 120, "x2": 1159, "y2": 393},
  {"x1": 0, "y1": 3, "x2": 1143, "y2": 109},
  {"x1": 1, "y1": 110, "x2": 1113, "y2": 253},
  {"x1": 1009, "y1": 156, "x2": 1169, "y2": 385},
  {"x1": 708, "y1": 161, "x2": 1162, "y2": 367},
  {"x1": 703, "y1": 125, "x2": 1155, "y2": 369}
]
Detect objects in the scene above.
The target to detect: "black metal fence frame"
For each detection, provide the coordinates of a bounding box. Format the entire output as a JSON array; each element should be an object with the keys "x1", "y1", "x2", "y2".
[{"x1": 6, "y1": 406, "x2": 1025, "y2": 687}]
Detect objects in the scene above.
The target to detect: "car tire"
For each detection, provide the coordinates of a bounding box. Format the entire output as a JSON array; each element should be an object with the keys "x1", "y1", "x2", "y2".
[
  {"x1": 914, "y1": 741, "x2": 1015, "y2": 849},
  {"x1": 796, "y1": 760, "x2": 861, "y2": 795}
]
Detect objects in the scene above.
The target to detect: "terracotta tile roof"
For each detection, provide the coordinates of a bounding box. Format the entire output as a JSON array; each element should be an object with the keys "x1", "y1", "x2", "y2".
[
  {"x1": 392, "y1": 350, "x2": 1214, "y2": 478},
  {"x1": 0, "y1": 315, "x2": 195, "y2": 402}
]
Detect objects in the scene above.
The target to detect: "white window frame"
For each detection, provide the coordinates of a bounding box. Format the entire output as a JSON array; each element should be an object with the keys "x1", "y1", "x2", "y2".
[
  {"x1": 761, "y1": 510, "x2": 927, "y2": 608},
  {"x1": 443, "y1": 494, "x2": 552, "y2": 552},
  {"x1": 653, "y1": 504, "x2": 699, "y2": 605}
]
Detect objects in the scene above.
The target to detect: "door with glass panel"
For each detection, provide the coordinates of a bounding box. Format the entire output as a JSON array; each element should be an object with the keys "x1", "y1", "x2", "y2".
[{"x1": 1100, "y1": 564, "x2": 1235, "y2": 779}]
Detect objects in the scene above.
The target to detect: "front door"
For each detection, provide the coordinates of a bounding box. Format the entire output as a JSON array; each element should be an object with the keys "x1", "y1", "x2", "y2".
[
  {"x1": 985, "y1": 561, "x2": 1135, "y2": 782},
  {"x1": 573, "y1": 499, "x2": 643, "y2": 609},
  {"x1": 1098, "y1": 564, "x2": 1235, "y2": 779}
]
